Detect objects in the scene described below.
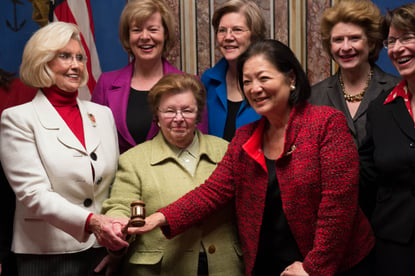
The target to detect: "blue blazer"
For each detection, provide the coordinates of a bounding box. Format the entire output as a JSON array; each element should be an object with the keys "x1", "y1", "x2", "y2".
[{"x1": 201, "y1": 58, "x2": 260, "y2": 138}]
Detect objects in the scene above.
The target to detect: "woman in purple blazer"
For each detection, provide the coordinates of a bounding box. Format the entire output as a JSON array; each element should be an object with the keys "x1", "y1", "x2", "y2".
[{"x1": 92, "y1": 0, "x2": 207, "y2": 153}]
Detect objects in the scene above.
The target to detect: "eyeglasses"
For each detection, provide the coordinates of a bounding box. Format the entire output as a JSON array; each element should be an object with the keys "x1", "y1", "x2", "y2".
[
  {"x1": 217, "y1": 27, "x2": 249, "y2": 37},
  {"x1": 158, "y1": 108, "x2": 198, "y2": 119},
  {"x1": 57, "y1": 52, "x2": 87, "y2": 64},
  {"x1": 383, "y1": 32, "x2": 415, "y2": 49}
]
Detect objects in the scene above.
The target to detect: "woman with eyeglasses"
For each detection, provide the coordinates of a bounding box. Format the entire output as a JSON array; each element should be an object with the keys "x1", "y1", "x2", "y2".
[
  {"x1": 100, "y1": 73, "x2": 244, "y2": 276},
  {"x1": 0, "y1": 22, "x2": 122, "y2": 276},
  {"x1": 359, "y1": 4, "x2": 415, "y2": 276},
  {"x1": 202, "y1": 0, "x2": 266, "y2": 141}
]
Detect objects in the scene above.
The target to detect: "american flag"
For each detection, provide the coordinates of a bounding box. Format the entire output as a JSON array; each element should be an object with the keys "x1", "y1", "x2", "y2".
[{"x1": 51, "y1": 0, "x2": 101, "y2": 100}]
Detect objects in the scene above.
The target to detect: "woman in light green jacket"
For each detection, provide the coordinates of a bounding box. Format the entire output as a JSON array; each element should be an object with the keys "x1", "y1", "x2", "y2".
[{"x1": 102, "y1": 73, "x2": 244, "y2": 276}]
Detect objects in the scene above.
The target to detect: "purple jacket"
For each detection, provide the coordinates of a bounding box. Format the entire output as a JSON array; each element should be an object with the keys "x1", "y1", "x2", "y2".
[{"x1": 92, "y1": 58, "x2": 208, "y2": 153}]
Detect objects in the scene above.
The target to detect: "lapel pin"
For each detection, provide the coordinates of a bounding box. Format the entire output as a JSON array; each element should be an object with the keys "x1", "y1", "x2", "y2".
[{"x1": 88, "y1": 113, "x2": 96, "y2": 127}]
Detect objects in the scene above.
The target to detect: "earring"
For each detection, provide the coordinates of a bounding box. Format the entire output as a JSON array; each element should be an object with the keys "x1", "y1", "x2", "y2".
[
  {"x1": 157, "y1": 122, "x2": 160, "y2": 127},
  {"x1": 290, "y1": 84, "x2": 296, "y2": 91}
]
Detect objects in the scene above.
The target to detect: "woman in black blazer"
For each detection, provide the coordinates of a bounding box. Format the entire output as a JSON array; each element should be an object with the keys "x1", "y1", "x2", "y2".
[
  {"x1": 309, "y1": 0, "x2": 400, "y2": 219},
  {"x1": 360, "y1": 3, "x2": 415, "y2": 276}
]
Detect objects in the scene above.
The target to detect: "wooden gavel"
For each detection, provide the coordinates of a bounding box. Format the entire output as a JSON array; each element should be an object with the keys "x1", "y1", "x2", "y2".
[
  {"x1": 130, "y1": 200, "x2": 146, "y2": 227},
  {"x1": 121, "y1": 200, "x2": 145, "y2": 233}
]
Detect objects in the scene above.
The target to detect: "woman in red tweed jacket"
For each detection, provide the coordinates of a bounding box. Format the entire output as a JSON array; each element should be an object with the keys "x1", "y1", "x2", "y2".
[{"x1": 127, "y1": 40, "x2": 374, "y2": 276}]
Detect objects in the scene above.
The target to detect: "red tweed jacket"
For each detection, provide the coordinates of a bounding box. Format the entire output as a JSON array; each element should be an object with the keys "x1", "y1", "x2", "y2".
[{"x1": 160, "y1": 102, "x2": 374, "y2": 276}]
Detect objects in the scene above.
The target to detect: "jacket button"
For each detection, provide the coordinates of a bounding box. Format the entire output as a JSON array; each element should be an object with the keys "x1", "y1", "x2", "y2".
[
  {"x1": 90, "y1": 152, "x2": 97, "y2": 161},
  {"x1": 208, "y1": 245, "x2": 216, "y2": 254},
  {"x1": 96, "y1": 177, "x2": 102, "y2": 185},
  {"x1": 84, "y1": 198, "x2": 93, "y2": 207}
]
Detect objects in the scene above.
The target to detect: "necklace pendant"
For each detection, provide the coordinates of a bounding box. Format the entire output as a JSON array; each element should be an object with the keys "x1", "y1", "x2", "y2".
[{"x1": 344, "y1": 93, "x2": 364, "y2": 102}]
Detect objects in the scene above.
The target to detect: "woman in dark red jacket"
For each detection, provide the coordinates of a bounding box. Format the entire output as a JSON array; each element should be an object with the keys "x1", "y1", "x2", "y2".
[{"x1": 126, "y1": 40, "x2": 374, "y2": 276}]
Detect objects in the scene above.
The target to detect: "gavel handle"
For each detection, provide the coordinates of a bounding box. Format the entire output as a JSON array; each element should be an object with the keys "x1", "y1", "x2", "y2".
[{"x1": 121, "y1": 220, "x2": 130, "y2": 234}]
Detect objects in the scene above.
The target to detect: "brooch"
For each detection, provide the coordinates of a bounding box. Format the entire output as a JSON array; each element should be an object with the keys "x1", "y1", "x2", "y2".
[
  {"x1": 88, "y1": 113, "x2": 96, "y2": 127},
  {"x1": 284, "y1": 145, "x2": 296, "y2": 156}
]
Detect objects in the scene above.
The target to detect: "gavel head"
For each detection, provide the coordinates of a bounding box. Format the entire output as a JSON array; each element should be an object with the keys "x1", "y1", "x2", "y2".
[{"x1": 130, "y1": 200, "x2": 146, "y2": 227}]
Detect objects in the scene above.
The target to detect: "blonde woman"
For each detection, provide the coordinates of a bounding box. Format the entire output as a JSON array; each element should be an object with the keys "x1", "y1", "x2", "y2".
[{"x1": 0, "y1": 22, "x2": 120, "y2": 276}]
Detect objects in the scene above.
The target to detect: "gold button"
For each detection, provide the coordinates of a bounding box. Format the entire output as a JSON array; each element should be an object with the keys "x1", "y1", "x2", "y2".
[{"x1": 208, "y1": 245, "x2": 216, "y2": 254}]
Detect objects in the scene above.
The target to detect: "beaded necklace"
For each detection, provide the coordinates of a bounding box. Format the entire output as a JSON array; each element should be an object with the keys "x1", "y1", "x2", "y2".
[{"x1": 339, "y1": 69, "x2": 373, "y2": 102}]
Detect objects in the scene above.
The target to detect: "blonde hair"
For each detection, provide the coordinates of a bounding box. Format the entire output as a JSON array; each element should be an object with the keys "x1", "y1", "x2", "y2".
[
  {"x1": 320, "y1": 0, "x2": 383, "y2": 64},
  {"x1": 20, "y1": 22, "x2": 88, "y2": 88},
  {"x1": 212, "y1": 0, "x2": 266, "y2": 42},
  {"x1": 148, "y1": 73, "x2": 206, "y2": 123},
  {"x1": 119, "y1": 0, "x2": 176, "y2": 56}
]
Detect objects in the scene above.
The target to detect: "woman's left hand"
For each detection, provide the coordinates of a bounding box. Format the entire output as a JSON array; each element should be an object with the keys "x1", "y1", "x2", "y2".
[
  {"x1": 280, "y1": 261, "x2": 309, "y2": 276},
  {"x1": 127, "y1": 212, "x2": 167, "y2": 235}
]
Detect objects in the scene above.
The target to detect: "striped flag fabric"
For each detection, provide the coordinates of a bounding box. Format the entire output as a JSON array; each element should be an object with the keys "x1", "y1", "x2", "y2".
[{"x1": 51, "y1": 0, "x2": 101, "y2": 100}]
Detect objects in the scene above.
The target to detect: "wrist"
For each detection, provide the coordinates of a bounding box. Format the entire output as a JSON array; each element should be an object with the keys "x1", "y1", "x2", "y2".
[{"x1": 156, "y1": 212, "x2": 167, "y2": 226}]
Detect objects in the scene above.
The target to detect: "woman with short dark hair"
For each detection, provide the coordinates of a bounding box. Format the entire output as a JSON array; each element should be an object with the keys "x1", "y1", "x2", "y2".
[{"x1": 128, "y1": 40, "x2": 375, "y2": 276}]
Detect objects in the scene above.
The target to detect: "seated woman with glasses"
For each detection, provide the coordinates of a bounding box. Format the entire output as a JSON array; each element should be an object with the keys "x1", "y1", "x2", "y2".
[
  {"x1": 100, "y1": 73, "x2": 244, "y2": 276},
  {"x1": 360, "y1": 4, "x2": 415, "y2": 276}
]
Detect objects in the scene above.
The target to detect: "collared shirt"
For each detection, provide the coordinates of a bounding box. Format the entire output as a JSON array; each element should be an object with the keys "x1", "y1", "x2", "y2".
[
  {"x1": 161, "y1": 132, "x2": 206, "y2": 253},
  {"x1": 168, "y1": 134, "x2": 199, "y2": 176},
  {"x1": 384, "y1": 80, "x2": 414, "y2": 123}
]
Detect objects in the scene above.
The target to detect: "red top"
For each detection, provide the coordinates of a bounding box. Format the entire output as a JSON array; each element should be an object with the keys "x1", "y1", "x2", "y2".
[
  {"x1": 384, "y1": 80, "x2": 414, "y2": 122},
  {"x1": 43, "y1": 86, "x2": 85, "y2": 148}
]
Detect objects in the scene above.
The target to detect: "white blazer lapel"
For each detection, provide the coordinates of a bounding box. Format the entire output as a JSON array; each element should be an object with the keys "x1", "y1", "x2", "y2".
[{"x1": 34, "y1": 92, "x2": 86, "y2": 153}]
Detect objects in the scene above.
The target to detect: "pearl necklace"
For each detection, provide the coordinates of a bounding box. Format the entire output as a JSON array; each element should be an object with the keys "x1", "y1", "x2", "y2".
[{"x1": 339, "y1": 69, "x2": 373, "y2": 103}]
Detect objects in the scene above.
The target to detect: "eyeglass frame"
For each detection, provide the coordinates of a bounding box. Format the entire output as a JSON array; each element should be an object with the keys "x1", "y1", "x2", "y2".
[
  {"x1": 216, "y1": 27, "x2": 250, "y2": 37},
  {"x1": 383, "y1": 32, "x2": 415, "y2": 49},
  {"x1": 56, "y1": 52, "x2": 88, "y2": 65},
  {"x1": 157, "y1": 107, "x2": 198, "y2": 119}
]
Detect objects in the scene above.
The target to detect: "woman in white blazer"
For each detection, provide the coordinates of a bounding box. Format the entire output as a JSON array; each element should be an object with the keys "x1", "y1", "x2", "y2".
[{"x1": 0, "y1": 22, "x2": 124, "y2": 276}]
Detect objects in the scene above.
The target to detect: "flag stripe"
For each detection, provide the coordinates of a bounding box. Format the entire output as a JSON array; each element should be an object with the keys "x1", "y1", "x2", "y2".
[
  {"x1": 66, "y1": 0, "x2": 101, "y2": 79},
  {"x1": 52, "y1": 0, "x2": 101, "y2": 100}
]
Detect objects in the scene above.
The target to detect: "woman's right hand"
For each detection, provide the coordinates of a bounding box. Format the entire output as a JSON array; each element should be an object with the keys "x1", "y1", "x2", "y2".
[
  {"x1": 127, "y1": 212, "x2": 167, "y2": 235},
  {"x1": 88, "y1": 214, "x2": 130, "y2": 251}
]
